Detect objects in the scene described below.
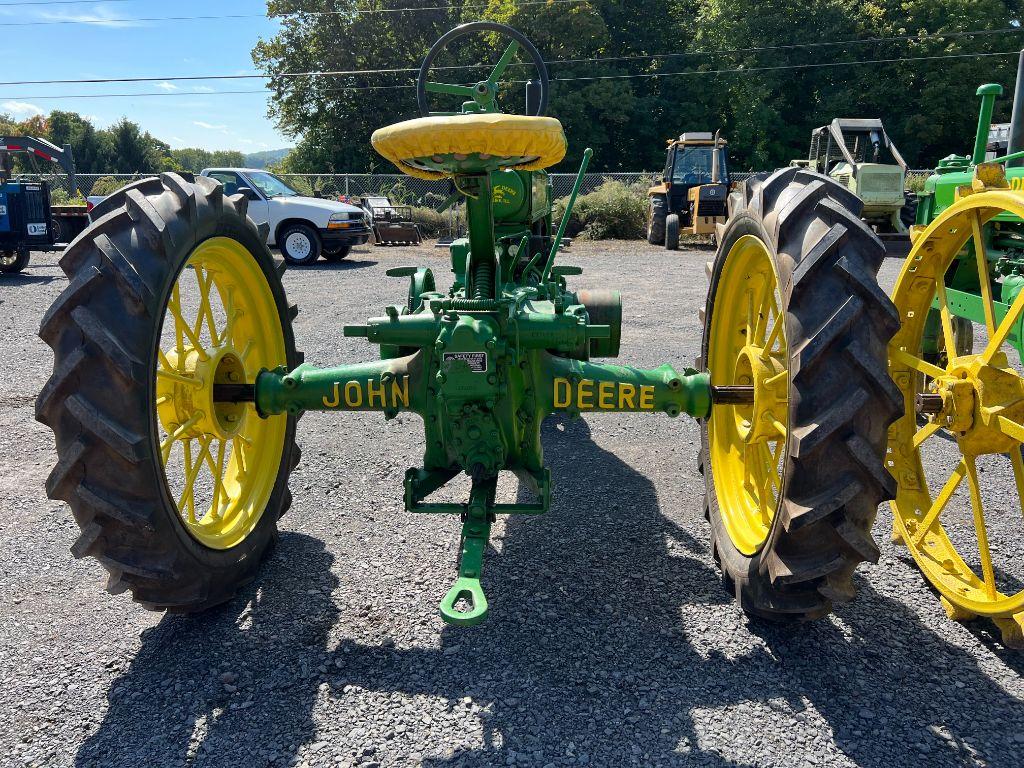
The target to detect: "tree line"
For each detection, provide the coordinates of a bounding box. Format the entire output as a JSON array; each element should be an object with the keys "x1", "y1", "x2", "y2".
[
  {"x1": 7, "y1": 1, "x2": 1024, "y2": 178},
  {"x1": 0, "y1": 111, "x2": 247, "y2": 174},
  {"x1": 254, "y1": 0, "x2": 1024, "y2": 173}
]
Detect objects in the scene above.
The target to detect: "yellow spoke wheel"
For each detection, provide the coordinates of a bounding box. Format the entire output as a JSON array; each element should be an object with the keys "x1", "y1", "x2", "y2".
[
  {"x1": 888, "y1": 189, "x2": 1024, "y2": 645},
  {"x1": 38, "y1": 174, "x2": 299, "y2": 612},
  {"x1": 707, "y1": 235, "x2": 788, "y2": 555},
  {"x1": 701, "y1": 168, "x2": 899, "y2": 621},
  {"x1": 156, "y1": 237, "x2": 289, "y2": 549}
]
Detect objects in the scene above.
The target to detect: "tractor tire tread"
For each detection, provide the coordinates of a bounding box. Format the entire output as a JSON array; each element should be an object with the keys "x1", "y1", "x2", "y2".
[
  {"x1": 648, "y1": 194, "x2": 667, "y2": 245},
  {"x1": 701, "y1": 166, "x2": 900, "y2": 621},
  {"x1": 36, "y1": 172, "x2": 302, "y2": 613}
]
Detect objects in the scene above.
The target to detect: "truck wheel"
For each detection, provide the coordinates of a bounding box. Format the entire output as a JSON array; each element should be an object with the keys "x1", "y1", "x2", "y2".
[
  {"x1": 647, "y1": 194, "x2": 666, "y2": 245},
  {"x1": 701, "y1": 168, "x2": 901, "y2": 621},
  {"x1": 664, "y1": 213, "x2": 680, "y2": 251},
  {"x1": 36, "y1": 173, "x2": 301, "y2": 611},
  {"x1": 1, "y1": 247, "x2": 29, "y2": 274},
  {"x1": 279, "y1": 223, "x2": 321, "y2": 265},
  {"x1": 322, "y1": 245, "x2": 351, "y2": 262}
]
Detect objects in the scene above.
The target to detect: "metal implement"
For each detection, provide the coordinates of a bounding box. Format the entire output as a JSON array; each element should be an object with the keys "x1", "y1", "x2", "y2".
[
  {"x1": 362, "y1": 195, "x2": 423, "y2": 246},
  {"x1": 0, "y1": 136, "x2": 87, "y2": 274}
]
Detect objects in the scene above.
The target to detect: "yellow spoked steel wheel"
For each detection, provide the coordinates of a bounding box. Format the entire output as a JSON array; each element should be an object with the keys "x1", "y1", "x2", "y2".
[
  {"x1": 888, "y1": 189, "x2": 1024, "y2": 647},
  {"x1": 156, "y1": 237, "x2": 288, "y2": 550},
  {"x1": 707, "y1": 234, "x2": 788, "y2": 556},
  {"x1": 701, "y1": 168, "x2": 899, "y2": 621},
  {"x1": 37, "y1": 173, "x2": 300, "y2": 612}
]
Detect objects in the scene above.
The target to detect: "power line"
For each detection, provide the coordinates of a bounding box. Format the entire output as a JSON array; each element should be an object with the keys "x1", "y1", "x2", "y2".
[
  {"x1": 3, "y1": 24, "x2": 1023, "y2": 87},
  {"x1": 554, "y1": 49, "x2": 1021, "y2": 81},
  {"x1": 0, "y1": 0, "x2": 137, "y2": 4},
  {"x1": 4, "y1": 49, "x2": 1020, "y2": 101},
  {"x1": 1, "y1": 84, "x2": 415, "y2": 100},
  {"x1": 0, "y1": 0, "x2": 584, "y2": 25}
]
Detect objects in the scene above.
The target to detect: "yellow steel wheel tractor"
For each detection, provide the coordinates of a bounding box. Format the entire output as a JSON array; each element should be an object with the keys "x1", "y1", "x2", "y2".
[
  {"x1": 701, "y1": 168, "x2": 901, "y2": 620},
  {"x1": 36, "y1": 174, "x2": 300, "y2": 610},
  {"x1": 888, "y1": 189, "x2": 1024, "y2": 648}
]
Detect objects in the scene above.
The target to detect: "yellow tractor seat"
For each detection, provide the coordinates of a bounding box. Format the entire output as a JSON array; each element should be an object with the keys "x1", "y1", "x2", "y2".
[{"x1": 371, "y1": 113, "x2": 567, "y2": 179}]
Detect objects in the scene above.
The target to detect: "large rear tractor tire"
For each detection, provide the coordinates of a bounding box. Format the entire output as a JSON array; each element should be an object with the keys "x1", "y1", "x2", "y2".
[
  {"x1": 36, "y1": 173, "x2": 301, "y2": 612},
  {"x1": 701, "y1": 168, "x2": 901, "y2": 621},
  {"x1": 888, "y1": 189, "x2": 1024, "y2": 648},
  {"x1": 647, "y1": 194, "x2": 666, "y2": 245}
]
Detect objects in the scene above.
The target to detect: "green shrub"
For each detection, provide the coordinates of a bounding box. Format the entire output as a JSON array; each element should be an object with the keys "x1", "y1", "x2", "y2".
[
  {"x1": 905, "y1": 173, "x2": 929, "y2": 193},
  {"x1": 409, "y1": 206, "x2": 465, "y2": 238},
  {"x1": 553, "y1": 179, "x2": 647, "y2": 240},
  {"x1": 283, "y1": 175, "x2": 315, "y2": 196},
  {"x1": 49, "y1": 188, "x2": 86, "y2": 206},
  {"x1": 88, "y1": 175, "x2": 130, "y2": 197}
]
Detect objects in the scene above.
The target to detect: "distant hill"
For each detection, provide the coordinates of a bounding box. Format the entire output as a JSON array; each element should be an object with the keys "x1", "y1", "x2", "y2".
[{"x1": 244, "y1": 148, "x2": 291, "y2": 168}]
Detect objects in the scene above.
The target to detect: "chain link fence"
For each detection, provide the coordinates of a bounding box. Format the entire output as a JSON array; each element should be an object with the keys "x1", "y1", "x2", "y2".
[
  {"x1": 24, "y1": 169, "x2": 936, "y2": 204},
  {"x1": 272, "y1": 172, "x2": 662, "y2": 203}
]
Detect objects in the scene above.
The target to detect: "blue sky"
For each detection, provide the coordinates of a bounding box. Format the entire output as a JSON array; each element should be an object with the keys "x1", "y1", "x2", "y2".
[{"x1": 0, "y1": 0, "x2": 289, "y2": 151}]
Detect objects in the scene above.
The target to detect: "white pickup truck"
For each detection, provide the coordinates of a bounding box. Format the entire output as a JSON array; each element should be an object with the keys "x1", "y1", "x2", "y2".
[
  {"x1": 200, "y1": 168, "x2": 371, "y2": 264},
  {"x1": 88, "y1": 168, "x2": 372, "y2": 265}
]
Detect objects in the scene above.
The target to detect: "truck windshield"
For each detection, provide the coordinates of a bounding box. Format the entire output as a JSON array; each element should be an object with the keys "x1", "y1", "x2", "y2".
[
  {"x1": 245, "y1": 171, "x2": 301, "y2": 198},
  {"x1": 672, "y1": 147, "x2": 727, "y2": 185}
]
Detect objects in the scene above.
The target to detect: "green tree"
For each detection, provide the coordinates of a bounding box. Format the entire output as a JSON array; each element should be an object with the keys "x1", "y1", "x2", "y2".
[
  {"x1": 210, "y1": 150, "x2": 247, "y2": 167},
  {"x1": 104, "y1": 118, "x2": 164, "y2": 172},
  {"x1": 254, "y1": 0, "x2": 1024, "y2": 173},
  {"x1": 688, "y1": 0, "x2": 1023, "y2": 168}
]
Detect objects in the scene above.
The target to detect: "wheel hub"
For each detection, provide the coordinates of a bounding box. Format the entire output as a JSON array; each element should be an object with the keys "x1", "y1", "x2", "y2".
[
  {"x1": 733, "y1": 344, "x2": 786, "y2": 444},
  {"x1": 926, "y1": 352, "x2": 1024, "y2": 455},
  {"x1": 157, "y1": 345, "x2": 248, "y2": 441},
  {"x1": 285, "y1": 232, "x2": 311, "y2": 257}
]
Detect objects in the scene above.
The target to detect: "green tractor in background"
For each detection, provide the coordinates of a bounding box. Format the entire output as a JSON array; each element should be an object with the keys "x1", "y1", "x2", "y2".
[
  {"x1": 36, "y1": 23, "x2": 901, "y2": 632},
  {"x1": 885, "y1": 52, "x2": 1024, "y2": 647},
  {"x1": 792, "y1": 118, "x2": 914, "y2": 243}
]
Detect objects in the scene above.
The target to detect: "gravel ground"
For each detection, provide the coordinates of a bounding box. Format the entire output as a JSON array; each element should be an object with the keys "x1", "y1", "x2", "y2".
[{"x1": 1, "y1": 240, "x2": 1023, "y2": 768}]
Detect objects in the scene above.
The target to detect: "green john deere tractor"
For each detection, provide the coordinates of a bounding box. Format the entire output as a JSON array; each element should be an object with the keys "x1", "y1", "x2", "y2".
[
  {"x1": 883, "y1": 52, "x2": 1024, "y2": 648},
  {"x1": 37, "y1": 23, "x2": 900, "y2": 629}
]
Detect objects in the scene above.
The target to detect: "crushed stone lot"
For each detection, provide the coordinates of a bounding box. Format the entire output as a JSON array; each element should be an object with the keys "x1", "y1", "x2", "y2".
[{"x1": 2, "y1": 240, "x2": 1023, "y2": 768}]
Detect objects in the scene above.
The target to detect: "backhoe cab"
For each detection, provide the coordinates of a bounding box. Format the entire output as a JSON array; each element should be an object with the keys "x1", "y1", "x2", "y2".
[
  {"x1": 792, "y1": 118, "x2": 911, "y2": 235},
  {"x1": 647, "y1": 132, "x2": 729, "y2": 250}
]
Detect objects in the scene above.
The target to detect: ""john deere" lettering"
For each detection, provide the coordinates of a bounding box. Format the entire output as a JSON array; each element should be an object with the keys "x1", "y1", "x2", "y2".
[
  {"x1": 322, "y1": 376, "x2": 410, "y2": 409},
  {"x1": 552, "y1": 377, "x2": 656, "y2": 411}
]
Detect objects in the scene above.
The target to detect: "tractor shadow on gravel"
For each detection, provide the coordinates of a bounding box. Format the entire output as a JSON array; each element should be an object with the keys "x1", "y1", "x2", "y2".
[
  {"x1": 327, "y1": 417, "x2": 1023, "y2": 768},
  {"x1": 0, "y1": 273, "x2": 60, "y2": 285},
  {"x1": 76, "y1": 533, "x2": 342, "y2": 768},
  {"x1": 296, "y1": 257, "x2": 377, "y2": 271},
  {"x1": 80, "y1": 419, "x2": 1023, "y2": 768}
]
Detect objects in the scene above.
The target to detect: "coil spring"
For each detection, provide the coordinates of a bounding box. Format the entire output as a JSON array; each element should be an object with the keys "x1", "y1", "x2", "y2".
[{"x1": 472, "y1": 260, "x2": 495, "y2": 300}]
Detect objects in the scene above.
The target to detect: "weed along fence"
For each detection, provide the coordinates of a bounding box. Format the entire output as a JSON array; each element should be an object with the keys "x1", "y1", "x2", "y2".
[
  {"x1": 30, "y1": 169, "x2": 936, "y2": 203},
  {"x1": 27, "y1": 169, "x2": 935, "y2": 206},
  {"x1": 32, "y1": 171, "x2": 664, "y2": 202}
]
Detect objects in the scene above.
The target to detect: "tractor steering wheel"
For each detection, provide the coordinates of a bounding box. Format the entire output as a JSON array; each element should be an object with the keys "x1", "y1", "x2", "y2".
[{"x1": 416, "y1": 21, "x2": 549, "y2": 117}]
